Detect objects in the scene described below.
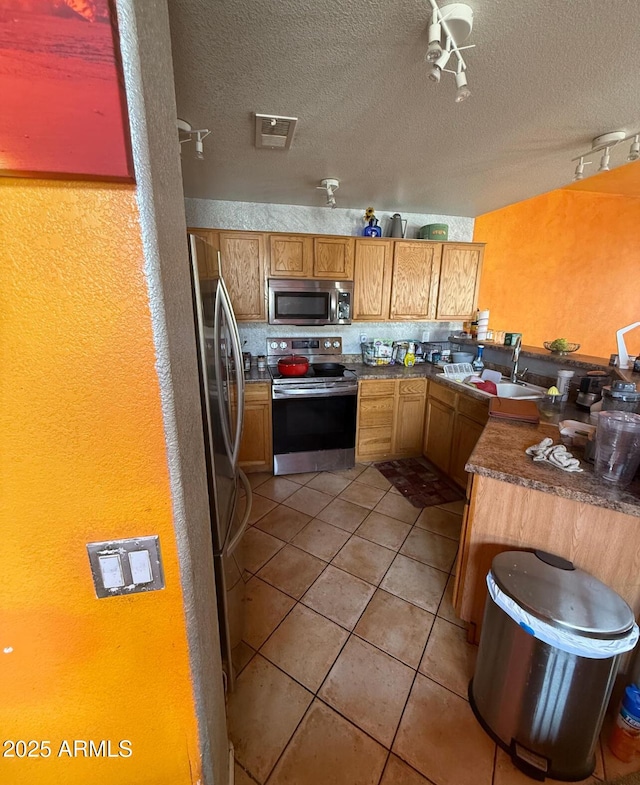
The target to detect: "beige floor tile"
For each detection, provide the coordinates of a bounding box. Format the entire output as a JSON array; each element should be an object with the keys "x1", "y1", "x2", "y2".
[
  {"x1": 493, "y1": 748, "x2": 601, "y2": 785},
  {"x1": 438, "y1": 500, "x2": 466, "y2": 515},
  {"x1": 437, "y1": 574, "x2": 466, "y2": 628},
  {"x1": 240, "y1": 528, "x2": 286, "y2": 574},
  {"x1": 234, "y1": 762, "x2": 257, "y2": 785},
  {"x1": 227, "y1": 654, "x2": 312, "y2": 784},
  {"x1": 418, "y1": 617, "x2": 477, "y2": 698},
  {"x1": 258, "y1": 545, "x2": 326, "y2": 599},
  {"x1": 302, "y1": 565, "x2": 375, "y2": 630},
  {"x1": 330, "y1": 463, "x2": 369, "y2": 481},
  {"x1": 306, "y1": 472, "x2": 352, "y2": 496},
  {"x1": 374, "y1": 492, "x2": 422, "y2": 524},
  {"x1": 380, "y1": 755, "x2": 434, "y2": 785},
  {"x1": 261, "y1": 604, "x2": 348, "y2": 692},
  {"x1": 243, "y1": 577, "x2": 296, "y2": 649},
  {"x1": 283, "y1": 486, "x2": 333, "y2": 517},
  {"x1": 332, "y1": 535, "x2": 396, "y2": 585},
  {"x1": 248, "y1": 494, "x2": 279, "y2": 525},
  {"x1": 356, "y1": 511, "x2": 412, "y2": 551},
  {"x1": 415, "y1": 505, "x2": 463, "y2": 540},
  {"x1": 339, "y1": 481, "x2": 386, "y2": 510},
  {"x1": 292, "y1": 519, "x2": 350, "y2": 561},
  {"x1": 255, "y1": 506, "x2": 312, "y2": 542},
  {"x1": 356, "y1": 465, "x2": 393, "y2": 490},
  {"x1": 319, "y1": 635, "x2": 414, "y2": 746},
  {"x1": 247, "y1": 471, "x2": 272, "y2": 490},
  {"x1": 355, "y1": 588, "x2": 435, "y2": 668},
  {"x1": 256, "y1": 476, "x2": 300, "y2": 503},
  {"x1": 393, "y1": 674, "x2": 495, "y2": 785},
  {"x1": 267, "y1": 699, "x2": 387, "y2": 785},
  {"x1": 400, "y1": 528, "x2": 458, "y2": 573},
  {"x1": 280, "y1": 471, "x2": 318, "y2": 485},
  {"x1": 232, "y1": 640, "x2": 255, "y2": 678},
  {"x1": 315, "y1": 497, "x2": 369, "y2": 533},
  {"x1": 381, "y1": 553, "x2": 448, "y2": 613}
]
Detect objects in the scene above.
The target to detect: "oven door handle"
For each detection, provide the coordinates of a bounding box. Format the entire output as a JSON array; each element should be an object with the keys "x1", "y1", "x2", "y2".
[{"x1": 272, "y1": 387, "x2": 358, "y2": 399}]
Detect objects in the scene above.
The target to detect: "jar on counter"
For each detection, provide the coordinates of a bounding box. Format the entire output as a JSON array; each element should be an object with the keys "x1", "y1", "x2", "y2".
[
  {"x1": 602, "y1": 381, "x2": 640, "y2": 413},
  {"x1": 256, "y1": 355, "x2": 267, "y2": 372}
]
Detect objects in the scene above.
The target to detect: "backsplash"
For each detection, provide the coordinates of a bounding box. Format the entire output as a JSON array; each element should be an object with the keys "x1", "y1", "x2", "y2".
[
  {"x1": 185, "y1": 198, "x2": 474, "y2": 241},
  {"x1": 238, "y1": 321, "x2": 464, "y2": 356}
]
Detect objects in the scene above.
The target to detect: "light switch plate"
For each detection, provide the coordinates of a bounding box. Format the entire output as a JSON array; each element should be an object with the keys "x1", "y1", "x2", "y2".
[{"x1": 87, "y1": 536, "x2": 164, "y2": 598}]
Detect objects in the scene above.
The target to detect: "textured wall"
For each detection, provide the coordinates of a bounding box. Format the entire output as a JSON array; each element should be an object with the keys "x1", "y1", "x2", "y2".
[
  {"x1": 0, "y1": 181, "x2": 199, "y2": 784},
  {"x1": 185, "y1": 198, "x2": 474, "y2": 241},
  {"x1": 474, "y1": 189, "x2": 640, "y2": 358}
]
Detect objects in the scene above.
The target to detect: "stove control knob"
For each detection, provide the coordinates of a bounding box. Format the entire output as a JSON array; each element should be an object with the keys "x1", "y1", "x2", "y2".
[
  {"x1": 324, "y1": 341, "x2": 331, "y2": 349},
  {"x1": 269, "y1": 341, "x2": 278, "y2": 349},
  {"x1": 333, "y1": 341, "x2": 340, "y2": 348},
  {"x1": 279, "y1": 342, "x2": 288, "y2": 349}
]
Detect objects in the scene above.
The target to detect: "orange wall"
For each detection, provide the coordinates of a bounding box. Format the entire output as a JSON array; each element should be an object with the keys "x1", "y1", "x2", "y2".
[
  {"x1": 0, "y1": 180, "x2": 200, "y2": 784},
  {"x1": 473, "y1": 188, "x2": 640, "y2": 359}
]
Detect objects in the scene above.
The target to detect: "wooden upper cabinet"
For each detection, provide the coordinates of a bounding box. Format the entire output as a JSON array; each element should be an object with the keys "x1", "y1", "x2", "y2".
[
  {"x1": 218, "y1": 232, "x2": 267, "y2": 321},
  {"x1": 187, "y1": 228, "x2": 220, "y2": 279},
  {"x1": 353, "y1": 239, "x2": 393, "y2": 320},
  {"x1": 436, "y1": 244, "x2": 484, "y2": 320},
  {"x1": 313, "y1": 237, "x2": 355, "y2": 279},
  {"x1": 389, "y1": 242, "x2": 441, "y2": 320},
  {"x1": 269, "y1": 234, "x2": 312, "y2": 278}
]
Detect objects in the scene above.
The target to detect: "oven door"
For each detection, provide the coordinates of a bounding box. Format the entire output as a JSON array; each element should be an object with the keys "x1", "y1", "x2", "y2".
[{"x1": 272, "y1": 386, "x2": 357, "y2": 474}]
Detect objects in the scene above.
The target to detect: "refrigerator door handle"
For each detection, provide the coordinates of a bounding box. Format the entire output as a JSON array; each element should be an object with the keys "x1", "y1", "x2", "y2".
[
  {"x1": 218, "y1": 277, "x2": 245, "y2": 467},
  {"x1": 213, "y1": 284, "x2": 235, "y2": 463},
  {"x1": 227, "y1": 468, "x2": 252, "y2": 554}
]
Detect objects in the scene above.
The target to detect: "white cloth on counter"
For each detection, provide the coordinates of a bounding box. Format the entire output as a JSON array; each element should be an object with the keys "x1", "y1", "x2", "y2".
[{"x1": 525, "y1": 437, "x2": 583, "y2": 472}]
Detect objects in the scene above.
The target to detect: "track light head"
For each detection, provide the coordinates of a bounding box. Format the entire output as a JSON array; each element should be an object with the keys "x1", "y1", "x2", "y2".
[
  {"x1": 426, "y1": 18, "x2": 443, "y2": 62},
  {"x1": 454, "y1": 69, "x2": 471, "y2": 102},
  {"x1": 598, "y1": 148, "x2": 611, "y2": 172},
  {"x1": 628, "y1": 135, "x2": 640, "y2": 162},
  {"x1": 573, "y1": 157, "x2": 591, "y2": 181},
  {"x1": 428, "y1": 64, "x2": 441, "y2": 83}
]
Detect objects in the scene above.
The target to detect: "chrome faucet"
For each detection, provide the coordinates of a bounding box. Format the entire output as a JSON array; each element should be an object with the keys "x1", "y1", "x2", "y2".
[{"x1": 510, "y1": 336, "x2": 522, "y2": 383}]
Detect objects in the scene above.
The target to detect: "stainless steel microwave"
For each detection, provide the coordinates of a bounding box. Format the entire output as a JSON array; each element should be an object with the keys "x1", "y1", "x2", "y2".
[{"x1": 268, "y1": 279, "x2": 353, "y2": 326}]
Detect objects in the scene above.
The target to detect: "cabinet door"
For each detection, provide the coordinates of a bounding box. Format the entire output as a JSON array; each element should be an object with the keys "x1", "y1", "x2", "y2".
[
  {"x1": 269, "y1": 234, "x2": 312, "y2": 278},
  {"x1": 395, "y1": 394, "x2": 427, "y2": 457},
  {"x1": 436, "y1": 244, "x2": 484, "y2": 320},
  {"x1": 234, "y1": 384, "x2": 272, "y2": 472},
  {"x1": 423, "y1": 398, "x2": 455, "y2": 473},
  {"x1": 313, "y1": 237, "x2": 355, "y2": 279},
  {"x1": 353, "y1": 239, "x2": 393, "y2": 320},
  {"x1": 450, "y1": 414, "x2": 484, "y2": 488},
  {"x1": 187, "y1": 228, "x2": 220, "y2": 278},
  {"x1": 219, "y1": 232, "x2": 267, "y2": 321},
  {"x1": 390, "y1": 242, "x2": 441, "y2": 320},
  {"x1": 356, "y1": 379, "x2": 396, "y2": 461}
]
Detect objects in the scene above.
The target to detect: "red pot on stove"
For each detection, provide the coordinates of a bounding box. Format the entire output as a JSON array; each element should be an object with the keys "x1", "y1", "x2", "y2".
[{"x1": 277, "y1": 355, "x2": 309, "y2": 377}]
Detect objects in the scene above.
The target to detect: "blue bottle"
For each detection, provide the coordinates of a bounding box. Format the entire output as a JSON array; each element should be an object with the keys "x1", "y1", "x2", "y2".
[
  {"x1": 472, "y1": 344, "x2": 485, "y2": 372},
  {"x1": 363, "y1": 218, "x2": 382, "y2": 237}
]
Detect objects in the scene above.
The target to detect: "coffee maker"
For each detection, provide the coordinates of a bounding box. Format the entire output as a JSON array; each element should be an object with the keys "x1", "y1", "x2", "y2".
[{"x1": 576, "y1": 371, "x2": 610, "y2": 410}]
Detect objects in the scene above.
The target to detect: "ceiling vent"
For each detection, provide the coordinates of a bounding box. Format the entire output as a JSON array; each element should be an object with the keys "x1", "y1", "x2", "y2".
[{"x1": 254, "y1": 113, "x2": 298, "y2": 150}]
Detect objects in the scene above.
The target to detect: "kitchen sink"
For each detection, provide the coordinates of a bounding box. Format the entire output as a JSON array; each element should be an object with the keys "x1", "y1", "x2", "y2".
[{"x1": 439, "y1": 374, "x2": 546, "y2": 400}]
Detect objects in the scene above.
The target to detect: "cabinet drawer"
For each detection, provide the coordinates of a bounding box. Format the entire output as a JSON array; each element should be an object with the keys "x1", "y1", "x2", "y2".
[
  {"x1": 359, "y1": 380, "x2": 396, "y2": 398},
  {"x1": 429, "y1": 381, "x2": 457, "y2": 408},
  {"x1": 359, "y1": 397, "x2": 394, "y2": 427},
  {"x1": 244, "y1": 383, "x2": 271, "y2": 403},
  {"x1": 358, "y1": 427, "x2": 393, "y2": 457},
  {"x1": 399, "y1": 378, "x2": 427, "y2": 396},
  {"x1": 457, "y1": 395, "x2": 489, "y2": 425}
]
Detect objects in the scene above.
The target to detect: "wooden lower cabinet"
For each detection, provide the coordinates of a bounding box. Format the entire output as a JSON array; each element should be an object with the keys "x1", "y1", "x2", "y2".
[
  {"x1": 237, "y1": 383, "x2": 272, "y2": 472},
  {"x1": 422, "y1": 379, "x2": 488, "y2": 487},
  {"x1": 356, "y1": 378, "x2": 427, "y2": 462}
]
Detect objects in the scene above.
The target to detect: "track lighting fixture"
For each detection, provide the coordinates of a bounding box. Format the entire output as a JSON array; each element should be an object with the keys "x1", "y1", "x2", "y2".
[
  {"x1": 425, "y1": 1, "x2": 475, "y2": 103},
  {"x1": 571, "y1": 130, "x2": 640, "y2": 182},
  {"x1": 177, "y1": 119, "x2": 211, "y2": 160},
  {"x1": 316, "y1": 178, "x2": 339, "y2": 209}
]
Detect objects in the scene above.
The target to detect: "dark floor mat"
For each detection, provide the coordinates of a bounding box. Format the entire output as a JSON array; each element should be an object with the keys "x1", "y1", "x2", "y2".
[{"x1": 374, "y1": 456, "x2": 465, "y2": 509}]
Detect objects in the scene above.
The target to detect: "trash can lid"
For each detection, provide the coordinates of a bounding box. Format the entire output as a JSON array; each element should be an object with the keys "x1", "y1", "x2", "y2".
[{"x1": 491, "y1": 550, "x2": 635, "y2": 638}]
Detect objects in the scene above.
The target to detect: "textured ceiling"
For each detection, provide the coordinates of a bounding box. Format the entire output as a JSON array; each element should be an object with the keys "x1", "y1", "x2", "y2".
[{"x1": 168, "y1": 0, "x2": 640, "y2": 217}]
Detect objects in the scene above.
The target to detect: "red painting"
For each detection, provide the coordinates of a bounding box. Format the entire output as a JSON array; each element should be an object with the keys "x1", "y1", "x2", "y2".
[{"x1": 0, "y1": 0, "x2": 133, "y2": 180}]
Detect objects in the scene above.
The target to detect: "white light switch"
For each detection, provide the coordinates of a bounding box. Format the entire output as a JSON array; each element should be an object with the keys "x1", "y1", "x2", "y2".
[
  {"x1": 98, "y1": 554, "x2": 125, "y2": 589},
  {"x1": 128, "y1": 550, "x2": 153, "y2": 584}
]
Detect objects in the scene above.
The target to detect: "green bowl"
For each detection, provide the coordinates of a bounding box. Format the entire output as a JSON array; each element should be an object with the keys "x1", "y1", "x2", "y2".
[{"x1": 419, "y1": 223, "x2": 449, "y2": 241}]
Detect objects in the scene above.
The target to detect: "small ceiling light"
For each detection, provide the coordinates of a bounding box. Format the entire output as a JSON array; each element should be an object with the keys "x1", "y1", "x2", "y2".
[
  {"x1": 428, "y1": 46, "x2": 451, "y2": 82},
  {"x1": 599, "y1": 147, "x2": 611, "y2": 172},
  {"x1": 316, "y1": 178, "x2": 339, "y2": 209},
  {"x1": 455, "y1": 69, "x2": 471, "y2": 103},
  {"x1": 573, "y1": 157, "x2": 591, "y2": 181},
  {"x1": 177, "y1": 119, "x2": 211, "y2": 160},
  {"x1": 426, "y1": 12, "x2": 443, "y2": 62},
  {"x1": 628, "y1": 135, "x2": 640, "y2": 162},
  {"x1": 428, "y1": 64, "x2": 442, "y2": 83}
]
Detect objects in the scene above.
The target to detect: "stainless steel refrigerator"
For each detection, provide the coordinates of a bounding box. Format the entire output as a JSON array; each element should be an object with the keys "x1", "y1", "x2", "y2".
[{"x1": 189, "y1": 233, "x2": 252, "y2": 691}]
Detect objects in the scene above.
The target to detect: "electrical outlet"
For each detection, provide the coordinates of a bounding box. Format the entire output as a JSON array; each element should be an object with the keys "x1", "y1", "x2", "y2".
[
  {"x1": 359, "y1": 333, "x2": 368, "y2": 344},
  {"x1": 421, "y1": 330, "x2": 430, "y2": 342}
]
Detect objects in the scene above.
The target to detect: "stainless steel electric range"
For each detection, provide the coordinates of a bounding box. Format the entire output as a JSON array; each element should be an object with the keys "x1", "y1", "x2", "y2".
[{"x1": 267, "y1": 337, "x2": 358, "y2": 475}]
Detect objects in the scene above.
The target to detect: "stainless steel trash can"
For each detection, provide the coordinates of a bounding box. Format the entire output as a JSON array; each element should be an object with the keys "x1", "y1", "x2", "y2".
[{"x1": 470, "y1": 550, "x2": 639, "y2": 781}]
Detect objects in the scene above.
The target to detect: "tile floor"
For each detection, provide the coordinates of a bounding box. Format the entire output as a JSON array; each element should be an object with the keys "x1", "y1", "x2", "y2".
[{"x1": 230, "y1": 463, "x2": 637, "y2": 785}]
